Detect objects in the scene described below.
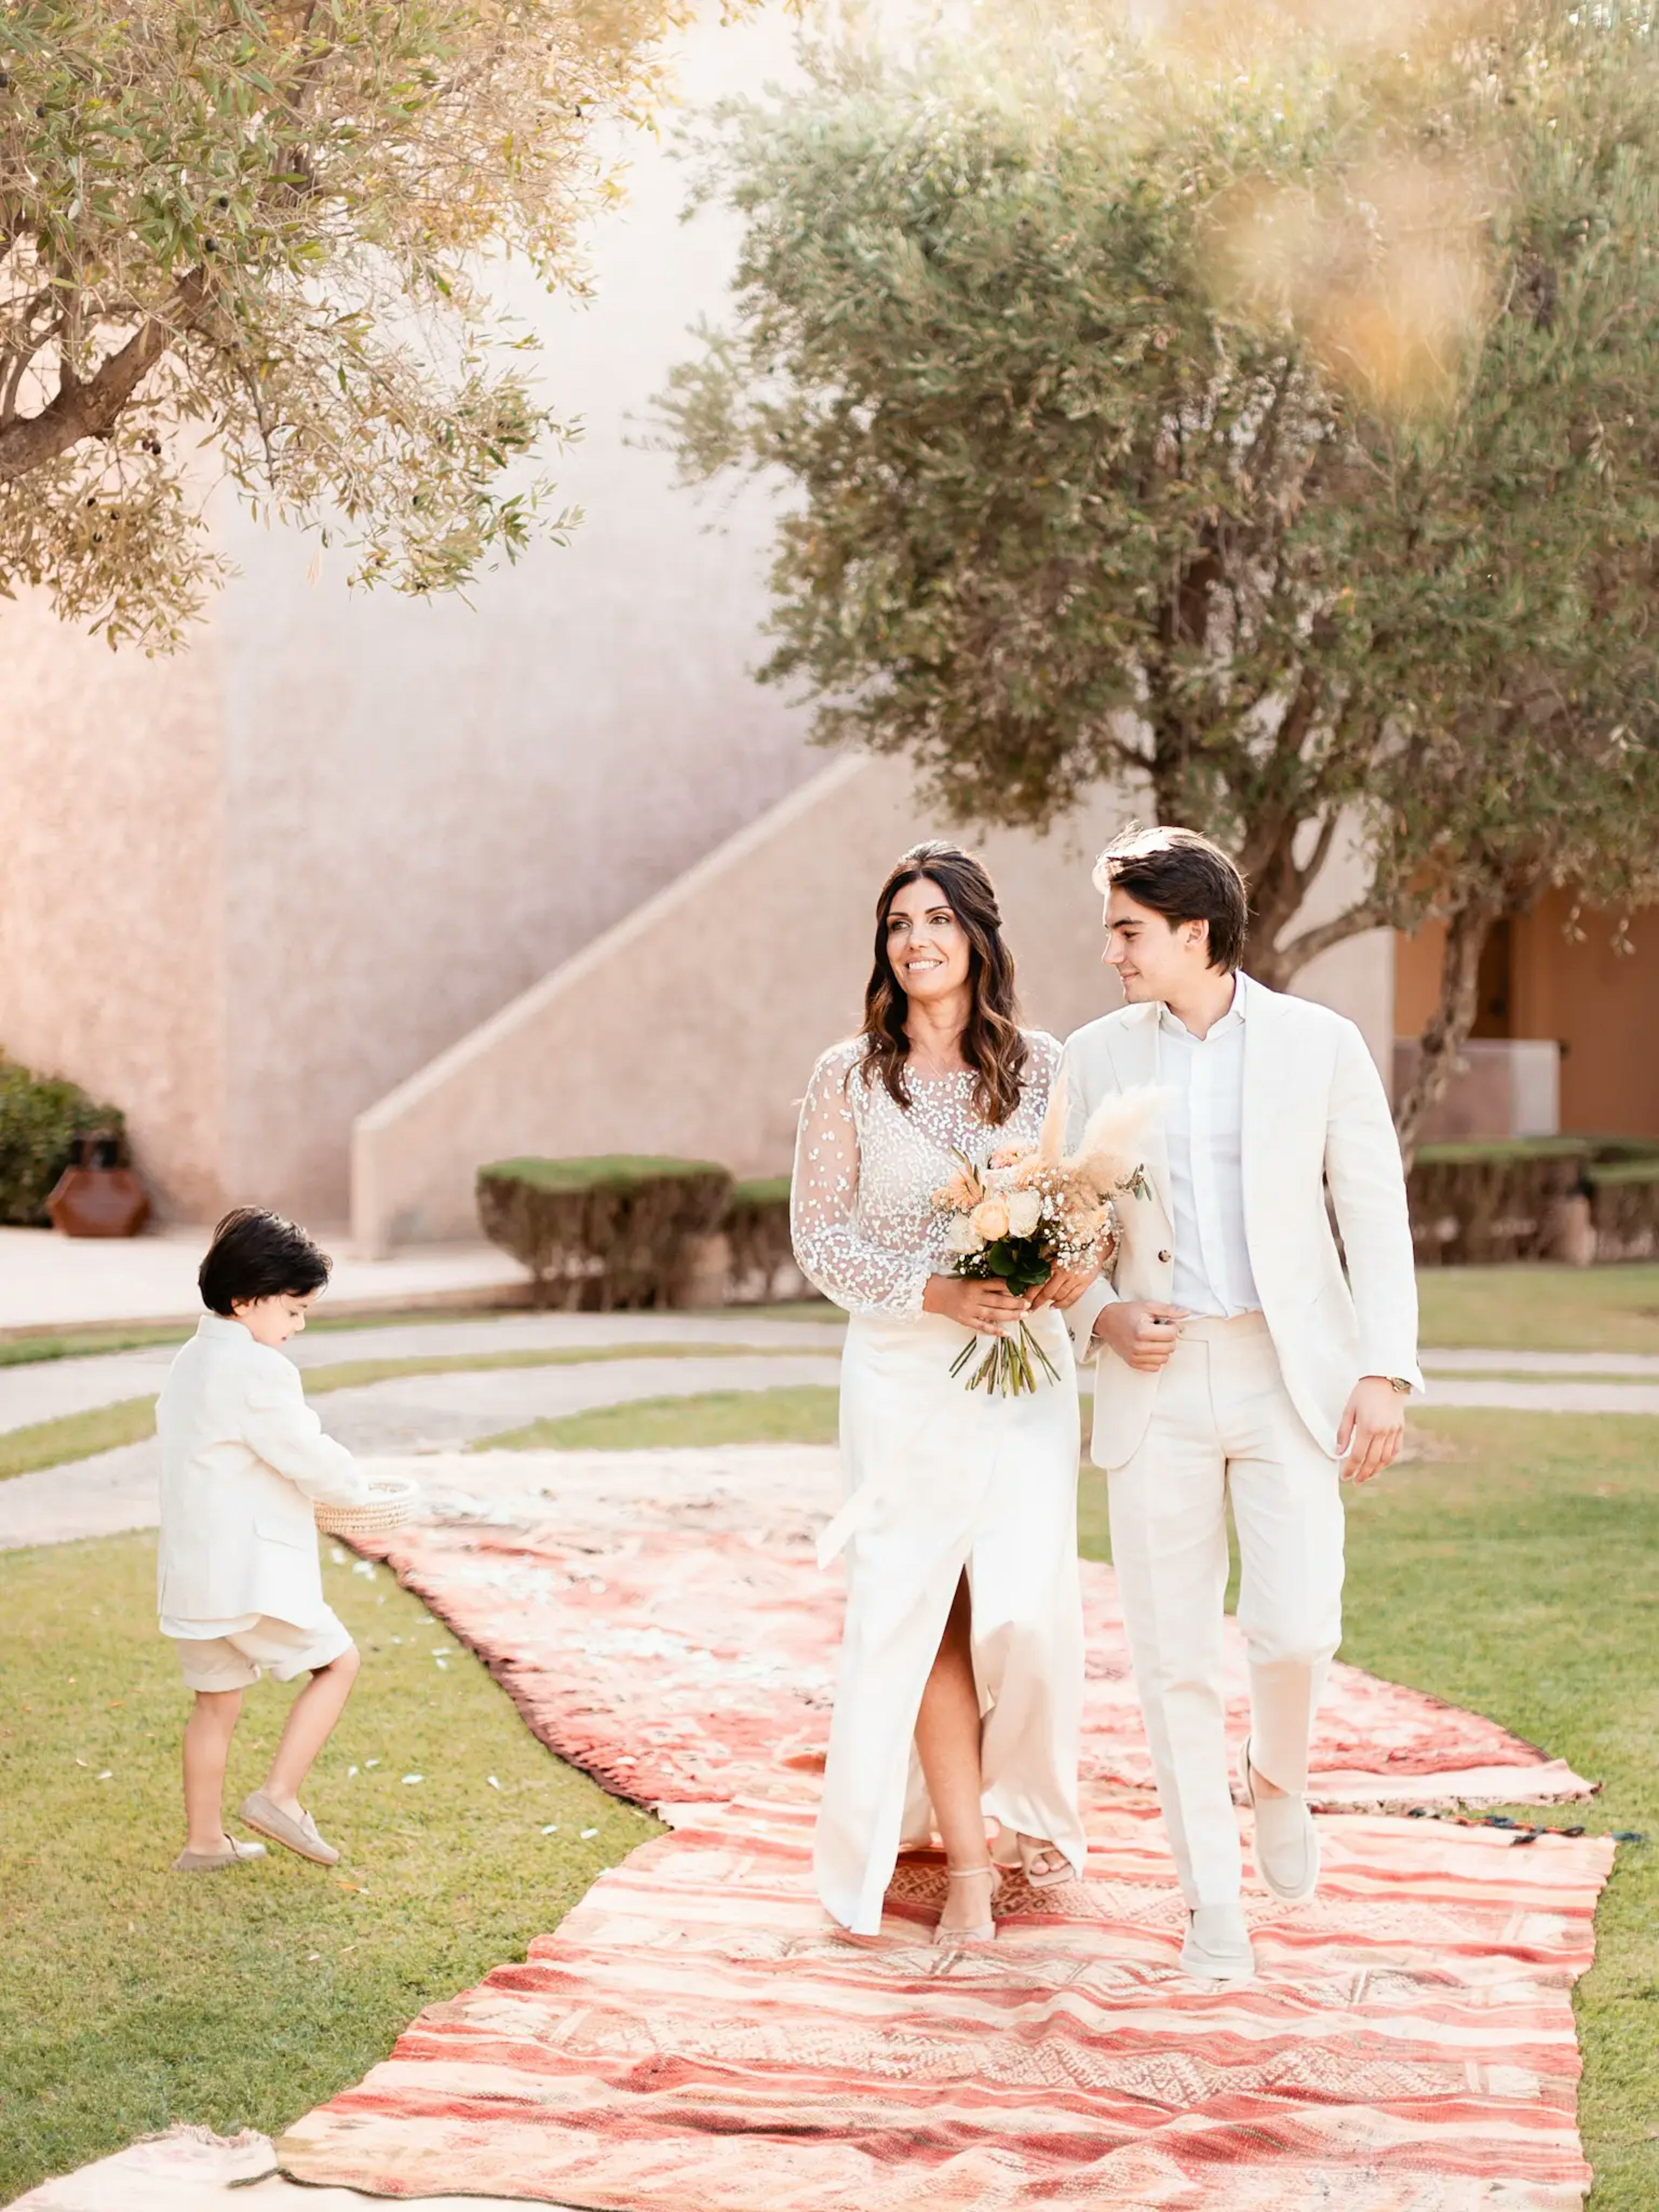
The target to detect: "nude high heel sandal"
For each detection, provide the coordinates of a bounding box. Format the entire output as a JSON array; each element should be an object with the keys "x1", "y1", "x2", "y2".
[
  {"x1": 992, "y1": 1831, "x2": 1074, "y2": 1891},
  {"x1": 934, "y1": 1864, "x2": 1002, "y2": 1945}
]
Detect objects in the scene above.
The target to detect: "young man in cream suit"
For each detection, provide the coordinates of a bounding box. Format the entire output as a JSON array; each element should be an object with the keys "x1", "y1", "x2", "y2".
[{"x1": 1049, "y1": 826, "x2": 1421, "y2": 1982}]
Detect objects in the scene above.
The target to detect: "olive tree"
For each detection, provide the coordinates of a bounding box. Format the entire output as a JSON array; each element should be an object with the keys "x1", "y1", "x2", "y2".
[
  {"x1": 662, "y1": 5, "x2": 1659, "y2": 1148},
  {"x1": 1, "y1": 0, "x2": 695, "y2": 647}
]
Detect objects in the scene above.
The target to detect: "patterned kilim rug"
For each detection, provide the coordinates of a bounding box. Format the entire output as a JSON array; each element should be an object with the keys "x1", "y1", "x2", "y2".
[{"x1": 264, "y1": 1446, "x2": 1611, "y2": 2212}]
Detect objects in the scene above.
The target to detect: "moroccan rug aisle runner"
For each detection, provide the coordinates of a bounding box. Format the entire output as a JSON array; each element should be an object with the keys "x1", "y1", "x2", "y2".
[{"x1": 276, "y1": 1447, "x2": 1611, "y2": 2210}]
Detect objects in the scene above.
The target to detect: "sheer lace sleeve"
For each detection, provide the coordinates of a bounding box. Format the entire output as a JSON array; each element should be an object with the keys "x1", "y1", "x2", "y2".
[{"x1": 790, "y1": 1045, "x2": 935, "y2": 1318}]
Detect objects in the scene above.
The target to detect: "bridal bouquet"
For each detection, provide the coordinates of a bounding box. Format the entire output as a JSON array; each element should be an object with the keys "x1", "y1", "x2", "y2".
[{"x1": 931, "y1": 1081, "x2": 1161, "y2": 1396}]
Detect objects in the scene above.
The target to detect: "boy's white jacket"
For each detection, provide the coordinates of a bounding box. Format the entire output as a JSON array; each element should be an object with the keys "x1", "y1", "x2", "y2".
[
  {"x1": 1060, "y1": 977, "x2": 1423, "y2": 1468},
  {"x1": 156, "y1": 1312, "x2": 372, "y2": 1625}
]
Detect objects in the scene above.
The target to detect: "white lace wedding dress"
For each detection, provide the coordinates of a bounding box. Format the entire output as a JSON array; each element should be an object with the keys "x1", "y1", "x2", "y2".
[{"x1": 791, "y1": 1030, "x2": 1086, "y2": 1935}]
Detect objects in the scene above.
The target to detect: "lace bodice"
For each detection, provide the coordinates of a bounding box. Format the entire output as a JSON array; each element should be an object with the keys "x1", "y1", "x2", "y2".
[{"x1": 791, "y1": 1031, "x2": 1063, "y2": 1316}]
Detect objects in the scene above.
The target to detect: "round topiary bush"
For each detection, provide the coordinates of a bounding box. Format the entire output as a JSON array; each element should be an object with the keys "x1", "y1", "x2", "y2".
[{"x1": 0, "y1": 1055, "x2": 127, "y2": 1227}]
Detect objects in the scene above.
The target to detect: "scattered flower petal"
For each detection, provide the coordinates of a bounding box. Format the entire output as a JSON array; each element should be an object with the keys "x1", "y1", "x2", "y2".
[
  {"x1": 487, "y1": 1776, "x2": 500, "y2": 1789},
  {"x1": 541, "y1": 1823, "x2": 560, "y2": 1835},
  {"x1": 402, "y1": 1773, "x2": 424, "y2": 1785},
  {"x1": 580, "y1": 1827, "x2": 599, "y2": 1840}
]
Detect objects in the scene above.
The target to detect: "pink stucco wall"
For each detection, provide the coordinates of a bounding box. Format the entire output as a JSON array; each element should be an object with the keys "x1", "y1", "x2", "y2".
[{"x1": 0, "y1": 590, "x2": 229, "y2": 1220}]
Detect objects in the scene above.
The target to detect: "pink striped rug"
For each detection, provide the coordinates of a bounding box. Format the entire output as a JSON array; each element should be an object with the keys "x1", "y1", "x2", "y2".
[{"x1": 276, "y1": 1446, "x2": 1610, "y2": 2210}]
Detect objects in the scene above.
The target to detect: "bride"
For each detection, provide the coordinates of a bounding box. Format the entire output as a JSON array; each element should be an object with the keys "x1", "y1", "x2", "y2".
[{"x1": 792, "y1": 840, "x2": 1091, "y2": 1942}]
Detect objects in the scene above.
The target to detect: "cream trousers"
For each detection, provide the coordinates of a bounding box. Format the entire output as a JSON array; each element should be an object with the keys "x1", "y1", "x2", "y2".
[{"x1": 1106, "y1": 1309, "x2": 1345, "y2": 1908}]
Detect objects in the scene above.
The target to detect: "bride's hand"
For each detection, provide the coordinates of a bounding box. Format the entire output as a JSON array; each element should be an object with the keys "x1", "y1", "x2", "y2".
[
  {"x1": 924, "y1": 1274, "x2": 1032, "y2": 1336},
  {"x1": 1028, "y1": 1262, "x2": 1102, "y2": 1313}
]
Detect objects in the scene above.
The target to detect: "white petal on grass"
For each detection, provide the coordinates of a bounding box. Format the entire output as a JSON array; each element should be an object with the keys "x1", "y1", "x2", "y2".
[
  {"x1": 487, "y1": 1776, "x2": 500, "y2": 1789},
  {"x1": 580, "y1": 1828, "x2": 599, "y2": 1839},
  {"x1": 329, "y1": 1548, "x2": 348, "y2": 1565},
  {"x1": 351, "y1": 1560, "x2": 377, "y2": 1580},
  {"x1": 347, "y1": 1765, "x2": 359, "y2": 1779},
  {"x1": 365, "y1": 1758, "x2": 381, "y2": 1768},
  {"x1": 402, "y1": 1774, "x2": 424, "y2": 1785},
  {"x1": 541, "y1": 1824, "x2": 560, "y2": 1835},
  {"x1": 96, "y1": 1771, "x2": 113, "y2": 1781}
]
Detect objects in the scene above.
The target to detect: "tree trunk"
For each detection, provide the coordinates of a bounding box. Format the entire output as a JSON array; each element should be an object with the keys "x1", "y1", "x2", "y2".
[{"x1": 1391, "y1": 893, "x2": 1502, "y2": 1169}]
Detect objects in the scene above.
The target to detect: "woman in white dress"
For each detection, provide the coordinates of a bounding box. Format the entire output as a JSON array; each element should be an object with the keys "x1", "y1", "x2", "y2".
[{"x1": 792, "y1": 841, "x2": 1092, "y2": 1942}]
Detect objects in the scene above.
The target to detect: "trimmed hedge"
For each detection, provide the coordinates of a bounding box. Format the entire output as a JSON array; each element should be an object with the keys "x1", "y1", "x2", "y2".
[
  {"x1": 0, "y1": 1057, "x2": 127, "y2": 1227},
  {"x1": 1585, "y1": 1157, "x2": 1659, "y2": 1263},
  {"x1": 477, "y1": 1155, "x2": 734, "y2": 1309},
  {"x1": 1410, "y1": 1136, "x2": 1659, "y2": 1265},
  {"x1": 723, "y1": 1176, "x2": 802, "y2": 1305}
]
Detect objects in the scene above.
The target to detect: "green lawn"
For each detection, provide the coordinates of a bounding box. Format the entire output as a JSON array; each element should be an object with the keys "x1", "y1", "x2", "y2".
[
  {"x1": 0, "y1": 1536, "x2": 657, "y2": 2205},
  {"x1": 1416, "y1": 1264, "x2": 1659, "y2": 1355},
  {"x1": 5, "y1": 1355, "x2": 1653, "y2": 2205}
]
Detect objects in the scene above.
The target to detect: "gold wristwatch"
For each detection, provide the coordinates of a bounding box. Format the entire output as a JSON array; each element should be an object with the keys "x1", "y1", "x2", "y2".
[{"x1": 1388, "y1": 1377, "x2": 1413, "y2": 1395}]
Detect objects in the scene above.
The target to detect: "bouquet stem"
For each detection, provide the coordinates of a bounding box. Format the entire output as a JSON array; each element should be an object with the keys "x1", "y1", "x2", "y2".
[{"x1": 949, "y1": 1319, "x2": 1062, "y2": 1397}]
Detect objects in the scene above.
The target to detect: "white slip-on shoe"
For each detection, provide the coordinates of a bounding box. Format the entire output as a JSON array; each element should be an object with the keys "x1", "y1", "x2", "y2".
[
  {"x1": 1179, "y1": 1902, "x2": 1256, "y2": 1982},
  {"x1": 172, "y1": 1835, "x2": 267, "y2": 1873},
  {"x1": 1239, "y1": 1737, "x2": 1320, "y2": 1905}
]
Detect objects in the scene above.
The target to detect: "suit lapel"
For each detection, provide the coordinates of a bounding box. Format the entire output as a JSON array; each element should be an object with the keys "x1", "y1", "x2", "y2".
[
  {"x1": 1239, "y1": 974, "x2": 1279, "y2": 1251},
  {"x1": 1106, "y1": 1003, "x2": 1173, "y2": 1226}
]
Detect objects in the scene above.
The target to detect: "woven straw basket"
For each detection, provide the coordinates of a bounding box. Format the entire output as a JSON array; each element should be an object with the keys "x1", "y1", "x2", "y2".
[{"x1": 315, "y1": 1473, "x2": 423, "y2": 1538}]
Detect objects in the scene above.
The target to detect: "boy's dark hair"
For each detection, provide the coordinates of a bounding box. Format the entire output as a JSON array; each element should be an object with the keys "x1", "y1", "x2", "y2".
[
  {"x1": 198, "y1": 1207, "x2": 332, "y2": 1316},
  {"x1": 1092, "y1": 825, "x2": 1250, "y2": 973}
]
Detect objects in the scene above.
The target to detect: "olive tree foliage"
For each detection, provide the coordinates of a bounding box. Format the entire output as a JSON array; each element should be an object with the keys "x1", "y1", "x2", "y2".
[
  {"x1": 0, "y1": 0, "x2": 692, "y2": 648},
  {"x1": 662, "y1": 4, "x2": 1659, "y2": 1150}
]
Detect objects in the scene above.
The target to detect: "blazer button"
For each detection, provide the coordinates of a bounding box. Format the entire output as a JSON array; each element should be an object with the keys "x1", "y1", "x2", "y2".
[{"x1": 1158, "y1": 1249, "x2": 1173, "y2": 1265}]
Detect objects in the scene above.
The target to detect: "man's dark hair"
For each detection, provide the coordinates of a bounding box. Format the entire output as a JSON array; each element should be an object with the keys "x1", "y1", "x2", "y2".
[
  {"x1": 1093, "y1": 825, "x2": 1250, "y2": 973},
  {"x1": 198, "y1": 1207, "x2": 332, "y2": 1316}
]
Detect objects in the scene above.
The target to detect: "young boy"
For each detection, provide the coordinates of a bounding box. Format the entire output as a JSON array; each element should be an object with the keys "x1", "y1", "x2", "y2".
[{"x1": 156, "y1": 1207, "x2": 375, "y2": 1873}]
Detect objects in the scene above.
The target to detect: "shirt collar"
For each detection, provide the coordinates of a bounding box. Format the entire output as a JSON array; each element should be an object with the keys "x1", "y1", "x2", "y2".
[
  {"x1": 1159, "y1": 970, "x2": 1248, "y2": 1043},
  {"x1": 197, "y1": 1311, "x2": 252, "y2": 1342}
]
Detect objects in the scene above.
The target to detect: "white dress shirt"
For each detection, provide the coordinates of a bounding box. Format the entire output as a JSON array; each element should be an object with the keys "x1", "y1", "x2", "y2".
[{"x1": 1160, "y1": 973, "x2": 1262, "y2": 1319}]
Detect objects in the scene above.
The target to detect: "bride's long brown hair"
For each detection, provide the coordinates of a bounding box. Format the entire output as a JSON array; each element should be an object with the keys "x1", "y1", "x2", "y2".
[{"x1": 858, "y1": 841, "x2": 1030, "y2": 1128}]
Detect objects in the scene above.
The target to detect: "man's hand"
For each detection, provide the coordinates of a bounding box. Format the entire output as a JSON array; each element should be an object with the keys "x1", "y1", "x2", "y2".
[
  {"x1": 1337, "y1": 1376, "x2": 1407, "y2": 1484},
  {"x1": 1027, "y1": 1262, "x2": 1102, "y2": 1313},
  {"x1": 923, "y1": 1274, "x2": 1031, "y2": 1337},
  {"x1": 1094, "y1": 1301, "x2": 1190, "y2": 1373}
]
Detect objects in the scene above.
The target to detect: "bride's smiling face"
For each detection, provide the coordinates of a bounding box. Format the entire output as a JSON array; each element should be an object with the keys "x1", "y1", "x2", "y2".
[{"x1": 885, "y1": 877, "x2": 972, "y2": 1004}]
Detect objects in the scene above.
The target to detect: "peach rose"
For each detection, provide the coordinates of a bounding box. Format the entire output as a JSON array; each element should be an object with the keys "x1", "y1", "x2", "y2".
[{"x1": 971, "y1": 1195, "x2": 1010, "y2": 1241}]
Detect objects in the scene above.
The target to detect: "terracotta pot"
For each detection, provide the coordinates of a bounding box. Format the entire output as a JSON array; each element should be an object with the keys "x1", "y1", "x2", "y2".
[{"x1": 47, "y1": 1133, "x2": 150, "y2": 1239}]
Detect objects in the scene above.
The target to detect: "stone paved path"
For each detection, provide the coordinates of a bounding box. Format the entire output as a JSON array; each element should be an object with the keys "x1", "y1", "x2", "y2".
[
  {"x1": 7, "y1": 1313, "x2": 1659, "y2": 1560},
  {"x1": 0, "y1": 1353, "x2": 843, "y2": 1553},
  {"x1": 0, "y1": 1311, "x2": 844, "y2": 1430}
]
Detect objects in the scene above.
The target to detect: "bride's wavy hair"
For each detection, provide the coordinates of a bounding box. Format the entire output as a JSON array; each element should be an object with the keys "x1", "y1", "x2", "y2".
[{"x1": 858, "y1": 841, "x2": 1030, "y2": 1128}]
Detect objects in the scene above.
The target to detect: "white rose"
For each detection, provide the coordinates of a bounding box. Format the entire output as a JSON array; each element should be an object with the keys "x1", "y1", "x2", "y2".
[
  {"x1": 1005, "y1": 1189, "x2": 1042, "y2": 1238},
  {"x1": 947, "y1": 1214, "x2": 986, "y2": 1255}
]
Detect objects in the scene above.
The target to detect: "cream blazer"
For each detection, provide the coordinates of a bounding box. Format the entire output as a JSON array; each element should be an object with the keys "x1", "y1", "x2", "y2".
[
  {"x1": 155, "y1": 1313, "x2": 371, "y2": 1626},
  {"x1": 1061, "y1": 978, "x2": 1423, "y2": 1469}
]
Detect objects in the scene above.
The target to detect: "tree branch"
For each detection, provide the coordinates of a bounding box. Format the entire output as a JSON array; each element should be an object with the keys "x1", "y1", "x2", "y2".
[
  {"x1": 1271, "y1": 896, "x2": 1393, "y2": 975},
  {"x1": 0, "y1": 273, "x2": 205, "y2": 485}
]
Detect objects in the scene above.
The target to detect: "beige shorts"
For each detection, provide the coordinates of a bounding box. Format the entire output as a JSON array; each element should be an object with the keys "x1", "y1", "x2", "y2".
[{"x1": 170, "y1": 1609, "x2": 354, "y2": 1693}]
